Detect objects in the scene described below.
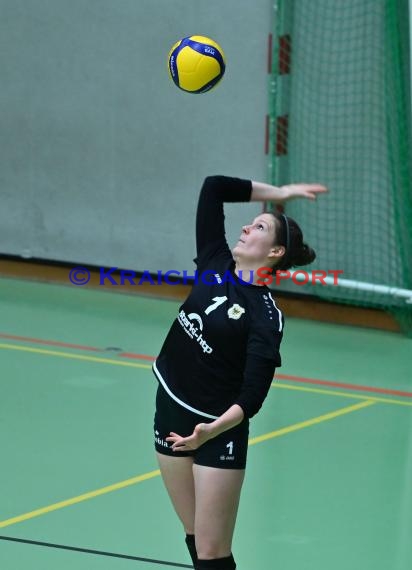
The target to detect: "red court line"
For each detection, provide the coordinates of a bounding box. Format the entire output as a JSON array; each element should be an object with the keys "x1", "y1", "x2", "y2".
[
  {"x1": 1, "y1": 332, "x2": 411, "y2": 399},
  {"x1": 118, "y1": 352, "x2": 155, "y2": 362},
  {"x1": 0, "y1": 333, "x2": 100, "y2": 352},
  {"x1": 275, "y1": 373, "x2": 412, "y2": 399},
  {"x1": 0, "y1": 333, "x2": 153, "y2": 361}
]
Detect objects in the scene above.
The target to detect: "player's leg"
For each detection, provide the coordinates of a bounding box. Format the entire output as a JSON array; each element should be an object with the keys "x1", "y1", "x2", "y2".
[
  {"x1": 156, "y1": 452, "x2": 196, "y2": 534},
  {"x1": 193, "y1": 464, "x2": 244, "y2": 568},
  {"x1": 154, "y1": 385, "x2": 199, "y2": 564},
  {"x1": 191, "y1": 419, "x2": 249, "y2": 569}
]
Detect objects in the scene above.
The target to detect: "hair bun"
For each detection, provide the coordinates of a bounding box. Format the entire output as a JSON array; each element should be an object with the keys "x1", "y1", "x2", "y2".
[{"x1": 291, "y1": 243, "x2": 316, "y2": 267}]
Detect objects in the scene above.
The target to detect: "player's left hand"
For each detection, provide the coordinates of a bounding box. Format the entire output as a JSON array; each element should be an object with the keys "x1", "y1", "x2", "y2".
[
  {"x1": 282, "y1": 183, "x2": 328, "y2": 201},
  {"x1": 166, "y1": 423, "x2": 212, "y2": 451}
]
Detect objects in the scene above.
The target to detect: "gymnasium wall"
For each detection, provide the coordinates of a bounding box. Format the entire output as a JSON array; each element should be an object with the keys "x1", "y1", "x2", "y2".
[{"x1": 0, "y1": 0, "x2": 272, "y2": 273}]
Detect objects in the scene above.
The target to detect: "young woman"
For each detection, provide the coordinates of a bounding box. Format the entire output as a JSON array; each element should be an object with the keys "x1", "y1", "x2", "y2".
[{"x1": 152, "y1": 175, "x2": 327, "y2": 570}]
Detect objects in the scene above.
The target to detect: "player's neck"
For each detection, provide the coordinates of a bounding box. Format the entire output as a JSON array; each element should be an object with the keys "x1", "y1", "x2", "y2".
[{"x1": 234, "y1": 260, "x2": 270, "y2": 286}]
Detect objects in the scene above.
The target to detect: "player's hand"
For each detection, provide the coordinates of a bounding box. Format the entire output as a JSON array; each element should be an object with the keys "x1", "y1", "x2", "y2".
[
  {"x1": 281, "y1": 183, "x2": 328, "y2": 201},
  {"x1": 166, "y1": 423, "x2": 212, "y2": 452}
]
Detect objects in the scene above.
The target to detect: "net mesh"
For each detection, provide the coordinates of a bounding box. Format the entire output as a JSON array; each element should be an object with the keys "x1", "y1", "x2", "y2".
[{"x1": 268, "y1": 0, "x2": 412, "y2": 335}]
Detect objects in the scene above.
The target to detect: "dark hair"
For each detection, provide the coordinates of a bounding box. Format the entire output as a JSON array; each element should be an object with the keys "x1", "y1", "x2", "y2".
[{"x1": 269, "y1": 212, "x2": 316, "y2": 270}]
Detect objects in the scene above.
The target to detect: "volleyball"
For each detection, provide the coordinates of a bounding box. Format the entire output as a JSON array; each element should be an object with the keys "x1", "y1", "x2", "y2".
[{"x1": 168, "y1": 36, "x2": 226, "y2": 94}]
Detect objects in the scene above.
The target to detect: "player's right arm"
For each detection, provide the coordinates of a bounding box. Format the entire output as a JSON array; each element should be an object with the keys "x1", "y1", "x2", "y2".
[{"x1": 195, "y1": 176, "x2": 252, "y2": 264}]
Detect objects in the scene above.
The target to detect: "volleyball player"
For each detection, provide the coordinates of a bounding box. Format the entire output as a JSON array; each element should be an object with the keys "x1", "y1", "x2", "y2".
[{"x1": 152, "y1": 175, "x2": 327, "y2": 569}]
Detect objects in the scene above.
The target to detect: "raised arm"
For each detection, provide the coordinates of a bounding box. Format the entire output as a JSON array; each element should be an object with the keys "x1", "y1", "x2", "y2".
[
  {"x1": 195, "y1": 176, "x2": 327, "y2": 263},
  {"x1": 195, "y1": 175, "x2": 252, "y2": 260},
  {"x1": 250, "y1": 181, "x2": 327, "y2": 202}
]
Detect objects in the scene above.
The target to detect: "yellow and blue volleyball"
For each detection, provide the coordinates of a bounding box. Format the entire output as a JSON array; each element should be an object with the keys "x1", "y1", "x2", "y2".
[{"x1": 168, "y1": 36, "x2": 226, "y2": 94}]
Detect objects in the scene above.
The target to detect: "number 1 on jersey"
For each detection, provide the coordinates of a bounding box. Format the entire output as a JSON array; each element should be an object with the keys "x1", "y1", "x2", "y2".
[{"x1": 204, "y1": 296, "x2": 228, "y2": 315}]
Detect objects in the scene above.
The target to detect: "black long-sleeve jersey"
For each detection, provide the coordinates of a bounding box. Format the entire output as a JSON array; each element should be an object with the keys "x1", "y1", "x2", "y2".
[{"x1": 153, "y1": 175, "x2": 284, "y2": 419}]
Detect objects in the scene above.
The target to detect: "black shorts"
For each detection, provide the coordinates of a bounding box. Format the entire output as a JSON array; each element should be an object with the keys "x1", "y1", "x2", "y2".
[{"x1": 154, "y1": 385, "x2": 249, "y2": 469}]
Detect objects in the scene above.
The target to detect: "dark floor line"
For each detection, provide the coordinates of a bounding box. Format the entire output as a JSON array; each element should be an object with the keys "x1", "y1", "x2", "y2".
[{"x1": 0, "y1": 535, "x2": 192, "y2": 568}]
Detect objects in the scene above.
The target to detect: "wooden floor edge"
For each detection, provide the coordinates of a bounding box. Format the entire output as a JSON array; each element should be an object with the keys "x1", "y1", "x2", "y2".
[{"x1": 0, "y1": 258, "x2": 401, "y2": 333}]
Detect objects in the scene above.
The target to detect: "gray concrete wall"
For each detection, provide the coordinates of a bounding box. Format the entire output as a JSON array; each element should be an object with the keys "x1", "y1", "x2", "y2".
[{"x1": 0, "y1": 0, "x2": 272, "y2": 273}]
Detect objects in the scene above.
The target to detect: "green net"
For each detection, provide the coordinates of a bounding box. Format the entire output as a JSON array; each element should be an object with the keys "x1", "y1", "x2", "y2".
[{"x1": 268, "y1": 0, "x2": 412, "y2": 335}]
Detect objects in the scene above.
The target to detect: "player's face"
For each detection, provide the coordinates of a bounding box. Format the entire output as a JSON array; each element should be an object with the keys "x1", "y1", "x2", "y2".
[{"x1": 233, "y1": 213, "x2": 278, "y2": 263}]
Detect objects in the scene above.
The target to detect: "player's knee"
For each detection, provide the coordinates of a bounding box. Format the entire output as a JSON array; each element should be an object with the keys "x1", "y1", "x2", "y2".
[{"x1": 195, "y1": 537, "x2": 231, "y2": 560}]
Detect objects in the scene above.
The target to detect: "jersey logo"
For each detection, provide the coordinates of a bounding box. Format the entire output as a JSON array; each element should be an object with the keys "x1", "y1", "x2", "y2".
[
  {"x1": 178, "y1": 310, "x2": 213, "y2": 354},
  {"x1": 227, "y1": 303, "x2": 245, "y2": 320},
  {"x1": 187, "y1": 312, "x2": 203, "y2": 330}
]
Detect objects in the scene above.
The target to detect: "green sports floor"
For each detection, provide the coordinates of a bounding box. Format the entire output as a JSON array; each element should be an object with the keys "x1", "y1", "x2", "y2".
[{"x1": 0, "y1": 276, "x2": 411, "y2": 570}]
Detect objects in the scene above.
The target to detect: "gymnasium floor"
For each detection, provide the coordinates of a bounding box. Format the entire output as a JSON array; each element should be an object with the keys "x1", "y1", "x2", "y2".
[{"x1": 0, "y1": 276, "x2": 411, "y2": 570}]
